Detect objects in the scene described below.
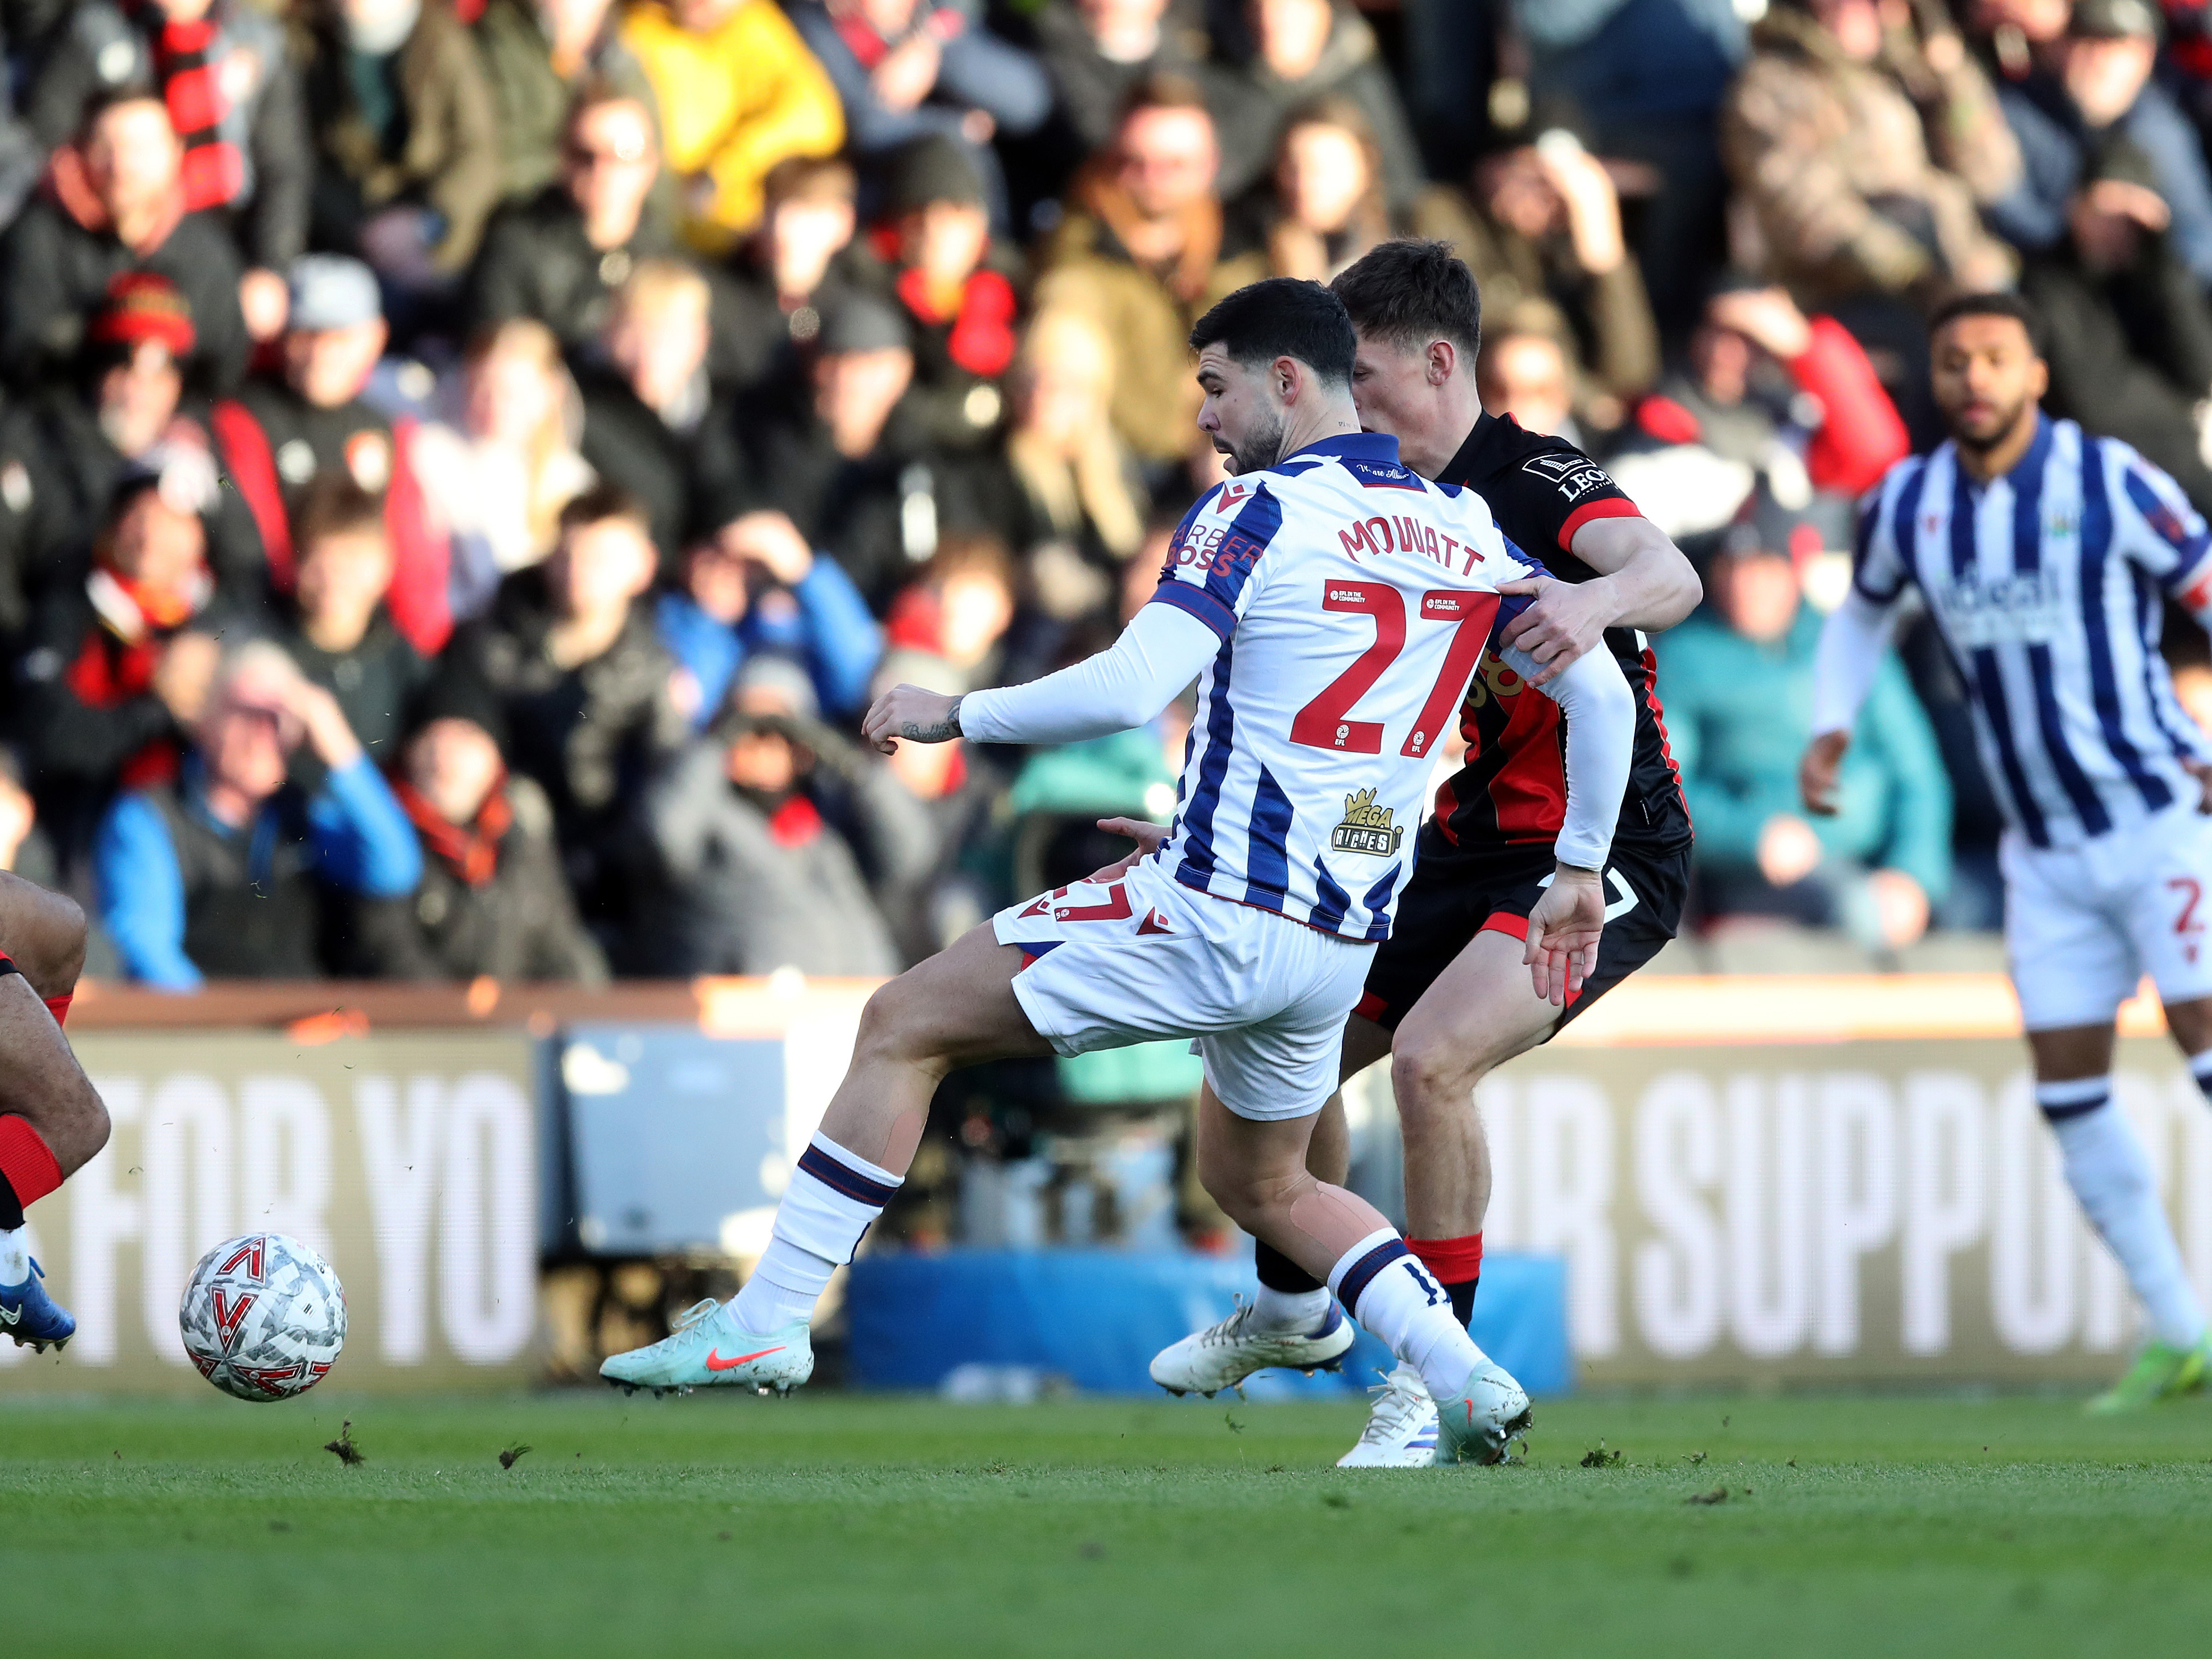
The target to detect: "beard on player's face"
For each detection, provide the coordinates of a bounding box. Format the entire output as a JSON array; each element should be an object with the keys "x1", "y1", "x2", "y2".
[
  {"x1": 1216, "y1": 406, "x2": 1287, "y2": 476},
  {"x1": 1946, "y1": 388, "x2": 2030, "y2": 452}
]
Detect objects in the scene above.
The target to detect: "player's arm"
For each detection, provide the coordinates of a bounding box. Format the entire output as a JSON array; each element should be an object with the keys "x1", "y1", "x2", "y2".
[
  {"x1": 1802, "y1": 479, "x2": 1915, "y2": 814},
  {"x1": 865, "y1": 601, "x2": 1221, "y2": 751}
]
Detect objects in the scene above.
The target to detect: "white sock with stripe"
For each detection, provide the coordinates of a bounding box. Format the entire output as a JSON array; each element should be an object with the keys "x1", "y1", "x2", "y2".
[
  {"x1": 730, "y1": 1135, "x2": 902, "y2": 1336},
  {"x1": 0, "y1": 1225, "x2": 25, "y2": 1287},
  {"x1": 1327, "y1": 1227, "x2": 1488, "y2": 1398},
  {"x1": 2038, "y1": 1079, "x2": 2207, "y2": 1350}
]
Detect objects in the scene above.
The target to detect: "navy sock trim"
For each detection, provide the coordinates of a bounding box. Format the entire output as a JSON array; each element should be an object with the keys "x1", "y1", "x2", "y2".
[
  {"x1": 0, "y1": 1169, "x2": 19, "y2": 1232},
  {"x1": 1336, "y1": 1238, "x2": 1410, "y2": 1316},
  {"x1": 796, "y1": 1143, "x2": 899, "y2": 1207},
  {"x1": 2038, "y1": 1092, "x2": 2109, "y2": 1124},
  {"x1": 1444, "y1": 1276, "x2": 1478, "y2": 1330}
]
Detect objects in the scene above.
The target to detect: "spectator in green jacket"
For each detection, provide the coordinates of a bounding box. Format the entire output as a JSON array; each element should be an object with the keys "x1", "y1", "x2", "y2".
[{"x1": 1657, "y1": 502, "x2": 1952, "y2": 953}]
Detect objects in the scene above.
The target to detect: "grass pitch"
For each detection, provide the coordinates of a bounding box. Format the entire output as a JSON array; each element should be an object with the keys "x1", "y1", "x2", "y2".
[{"x1": 2, "y1": 1388, "x2": 2208, "y2": 1658}]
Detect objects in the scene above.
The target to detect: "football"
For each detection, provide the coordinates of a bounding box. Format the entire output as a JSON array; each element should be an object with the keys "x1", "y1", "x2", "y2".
[{"x1": 178, "y1": 1233, "x2": 348, "y2": 1403}]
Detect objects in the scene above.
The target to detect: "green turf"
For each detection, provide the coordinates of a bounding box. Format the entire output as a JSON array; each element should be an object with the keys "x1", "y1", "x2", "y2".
[{"x1": 2, "y1": 1388, "x2": 2209, "y2": 1658}]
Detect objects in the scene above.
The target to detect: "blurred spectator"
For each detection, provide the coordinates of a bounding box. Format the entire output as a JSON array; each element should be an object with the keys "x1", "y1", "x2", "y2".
[
  {"x1": 278, "y1": 475, "x2": 434, "y2": 753},
  {"x1": 1248, "y1": 95, "x2": 1394, "y2": 284},
  {"x1": 1415, "y1": 125, "x2": 1660, "y2": 424},
  {"x1": 0, "y1": 750, "x2": 62, "y2": 891},
  {"x1": 970, "y1": 307, "x2": 1147, "y2": 620},
  {"x1": 1214, "y1": 0, "x2": 1423, "y2": 211},
  {"x1": 856, "y1": 644, "x2": 994, "y2": 960},
  {"x1": 634, "y1": 701, "x2": 901, "y2": 974},
  {"x1": 302, "y1": 0, "x2": 502, "y2": 294},
  {"x1": 412, "y1": 319, "x2": 596, "y2": 620},
  {"x1": 1474, "y1": 313, "x2": 1579, "y2": 441},
  {"x1": 0, "y1": 274, "x2": 267, "y2": 629},
  {"x1": 1986, "y1": 0, "x2": 2212, "y2": 287},
  {"x1": 466, "y1": 83, "x2": 677, "y2": 360},
  {"x1": 28, "y1": 0, "x2": 310, "y2": 335},
  {"x1": 745, "y1": 292, "x2": 962, "y2": 604},
  {"x1": 575, "y1": 258, "x2": 752, "y2": 573},
  {"x1": 1721, "y1": 0, "x2": 2021, "y2": 304},
  {"x1": 348, "y1": 709, "x2": 608, "y2": 980},
  {"x1": 1660, "y1": 511, "x2": 1950, "y2": 952},
  {"x1": 656, "y1": 507, "x2": 881, "y2": 728},
  {"x1": 882, "y1": 533, "x2": 1016, "y2": 691},
  {"x1": 787, "y1": 0, "x2": 1052, "y2": 228},
  {"x1": 878, "y1": 134, "x2": 1025, "y2": 452},
  {"x1": 720, "y1": 155, "x2": 881, "y2": 394},
  {"x1": 1608, "y1": 279, "x2": 1909, "y2": 548},
  {"x1": 15, "y1": 468, "x2": 240, "y2": 857},
  {"x1": 1027, "y1": 0, "x2": 1218, "y2": 191},
  {"x1": 2019, "y1": 142, "x2": 2212, "y2": 511},
  {"x1": 440, "y1": 484, "x2": 685, "y2": 922},
  {"x1": 1034, "y1": 74, "x2": 1267, "y2": 466},
  {"x1": 472, "y1": 0, "x2": 659, "y2": 203},
  {"x1": 0, "y1": 91, "x2": 249, "y2": 394},
  {"x1": 93, "y1": 638, "x2": 420, "y2": 987},
  {"x1": 619, "y1": 0, "x2": 846, "y2": 254},
  {"x1": 211, "y1": 255, "x2": 451, "y2": 654}
]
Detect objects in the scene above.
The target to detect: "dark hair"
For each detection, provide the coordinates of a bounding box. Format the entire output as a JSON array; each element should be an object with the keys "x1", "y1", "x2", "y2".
[
  {"x1": 1187, "y1": 277, "x2": 1356, "y2": 387},
  {"x1": 1117, "y1": 72, "x2": 1213, "y2": 128},
  {"x1": 558, "y1": 480, "x2": 653, "y2": 539},
  {"x1": 294, "y1": 474, "x2": 387, "y2": 554},
  {"x1": 1331, "y1": 239, "x2": 1482, "y2": 360},
  {"x1": 1928, "y1": 290, "x2": 2047, "y2": 356}
]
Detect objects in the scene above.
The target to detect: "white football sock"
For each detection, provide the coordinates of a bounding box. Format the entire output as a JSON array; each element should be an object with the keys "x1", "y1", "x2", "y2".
[
  {"x1": 2188, "y1": 1047, "x2": 2212, "y2": 1104},
  {"x1": 730, "y1": 1134, "x2": 902, "y2": 1336},
  {"x1": 2039, "y1": 1082, "x2": 2207, "y2": 1349},
  {"x1": 1327, "y1": 1227, "x2": 1487, "y2": 1398},
  {"x1": 0, "y1": 1225, "x2": 25, "y2": 1287},
  {"x1": 1249, "y1": 1283, "x2": 1331, "y2": 1334}
]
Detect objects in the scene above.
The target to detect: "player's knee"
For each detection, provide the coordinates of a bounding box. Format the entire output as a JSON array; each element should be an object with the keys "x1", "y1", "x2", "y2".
[
  {"x1": 1389, "y1": 1035, "x2": 1478, "y2": 1122},
  {"x1": 1195, "y1": 1150, "x2": 1299, "y2": 1232}
]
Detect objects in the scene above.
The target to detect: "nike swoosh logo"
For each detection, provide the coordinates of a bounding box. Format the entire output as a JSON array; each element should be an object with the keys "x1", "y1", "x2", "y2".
[
  {"x1": 705, "y1": 1345, "x2": 783, "y2": 1371},
  {"x1": 0, "y1": 1305, "x2": 19, "y2": 1326}
]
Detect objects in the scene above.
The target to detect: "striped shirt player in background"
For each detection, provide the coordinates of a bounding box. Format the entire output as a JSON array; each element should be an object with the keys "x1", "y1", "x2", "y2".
[
  {"x1": 597, "y1": 277, "x2": 1640, "y2": 1465},
  {"x1": 1808, "y1": 291, "x2": 2212, "y2": 1413},
  {"x1": 1150, "y1": 241, "x2": 1701, "y2": 1466},
  {"x1": 0, "y1": 870, "x2": 107, "y2": 1352}
]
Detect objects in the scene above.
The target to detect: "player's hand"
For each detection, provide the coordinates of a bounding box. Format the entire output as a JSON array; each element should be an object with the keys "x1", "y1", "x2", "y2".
[
  {"x1": 1799, "y1": 729, "x2": 1851, "y2": 816},
  {"x1": 863, "y1": 684, "x2": 961, "y2": 754},
  {"x1": 721, "y1": 510, "x2": 814, "y2": 587},
  {"x1": 1525, "y1": 864, "x2": 1605, "y2": 1006},
  {"x1": 1496, "y1": 575, "x2": 1616, "y2": 684},
  {"x1": 1866, "y1": 868, "x2": 1930, "y2": 950},
  {"x1": 1757, "y1": 813, "x2": 1823, "y2": 887},
  {"x1": 1085, "y1": 816, "x2": 1169, "y2": 883}
]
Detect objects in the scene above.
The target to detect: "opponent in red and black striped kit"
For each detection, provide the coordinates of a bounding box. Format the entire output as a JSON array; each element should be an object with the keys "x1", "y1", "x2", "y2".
[{"x1": 1357, "y1": 412, "x2": 1695, "y2": 1035}]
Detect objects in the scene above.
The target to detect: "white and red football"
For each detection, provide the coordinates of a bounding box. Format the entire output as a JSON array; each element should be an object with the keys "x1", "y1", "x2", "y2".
[{"x1": 178, "y1": 1233, "x2": 347, "y2": 1403}]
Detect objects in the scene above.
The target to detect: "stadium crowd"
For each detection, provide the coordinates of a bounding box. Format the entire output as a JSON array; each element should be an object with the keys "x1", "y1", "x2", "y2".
[{"x1": 0, "y1": 0, "x2": 2207, "y2": 989}]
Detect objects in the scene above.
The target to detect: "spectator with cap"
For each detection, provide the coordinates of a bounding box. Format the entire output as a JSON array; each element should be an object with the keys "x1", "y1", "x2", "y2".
[
  {"x1": 0, "y1": 90, "x2": 249, "y2": 395},
  {"x1": 278, "y1": 474, "x2": 434, "y2": 754},
  {"x1": 656, "y1": 506, "x2": 880, "y2": 728},
  {"x1": 93, "y1": 637, "x2": 421, "y2": 988},
  {"x1": 744, "y1": 290, "x2": 979, "y2": 606},
  {"x1": 1658, "y1": 498, "x2": 1951, "y2": 953},
  {"x1": 1986, "y1": 0, "x2": 2212, "y2": 288},
  {"x1": 465, "y1": 81, "x2": 690, "y2": 360},
  {"x1": 2020, "y1": 141, "x2": 2212, "y2": 512},
  {"x1": 1412, "y1": 120, "x2": 1661, "y2": 424},
  {"x1": 877, "y1": 133, "x2": 1026, "y2": 454},
  {"x1": 210, "y1": 254, "x2": 451, "y2": 655},
  {"x1": 618, "y1": 0, "x2": 845, "y2": 256},
  {"x1": 718, "y1": 155, "x2": 885, "y2": 397},
  {"x1": 1211, "y1": 0, "x2": 1424, "y2": 211},
  {"x1": 0, "y1": 273, "x2": 267, "y2": 631},
  {"x1": 301, "y1": 0, "x2": 503, "y2": 295},
  {"x1": 410, "y1": 317, "x2": 596, "y2": 621},
  {"x1": 472, "y1": 0, "x2": 660, "y2": 204},
  {"x1": 438, "y1": 482, "x2": 687, "y2": 931},
  {"x1": 787, "y1": 0, "x2": 1052, "y2": 230},
  {"x1": 28, "y1": 0, "x2": 310, "y2": 343},
  {"x1": 573, "y1": 258, "x2": 752, "y2": 575},
  {"x1": 1607, "y1": 275, "x2": 1909, "y2": 551},
  {"x1": 343, "y1": 701, "x2": 608, "y2": 981},
  {"x1": 1034, "y1": 74, "x2": 1267, "y2": 469}
]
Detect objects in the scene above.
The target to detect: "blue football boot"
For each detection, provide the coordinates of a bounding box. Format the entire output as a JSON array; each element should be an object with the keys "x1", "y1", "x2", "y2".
[{"x1": 0, "y1": 1259, "x2": 76, "y2": 1352}]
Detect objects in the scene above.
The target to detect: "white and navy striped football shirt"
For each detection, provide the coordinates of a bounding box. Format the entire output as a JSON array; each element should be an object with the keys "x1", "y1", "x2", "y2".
[{"x1": 1854, "y1": 416, "x2": 2212, "y2": 850}]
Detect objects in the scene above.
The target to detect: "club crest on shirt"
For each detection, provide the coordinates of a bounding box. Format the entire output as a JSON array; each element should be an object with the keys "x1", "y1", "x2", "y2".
[{"x1": 1331, "y1": 788, "x2": 1403, "y2": 856}]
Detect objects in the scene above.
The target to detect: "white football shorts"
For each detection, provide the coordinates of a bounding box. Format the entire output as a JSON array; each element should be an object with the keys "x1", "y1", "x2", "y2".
[
  {"x1": 2002, "y1": 804, "x2": 2212, "y2": 1030},
  {"x1": 991, "y1": 858, "x2": 1372, "y2": 1121}
]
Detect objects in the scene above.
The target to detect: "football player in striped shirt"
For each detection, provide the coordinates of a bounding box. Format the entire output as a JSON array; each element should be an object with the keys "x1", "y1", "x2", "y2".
[{"x1": 1809, "y1": 291, "x2": 2212, "y2": 1411}]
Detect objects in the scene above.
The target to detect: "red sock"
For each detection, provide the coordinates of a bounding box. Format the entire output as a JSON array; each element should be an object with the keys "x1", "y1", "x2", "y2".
[
  {"x1": 43, "y1": 993, "x2": 70, "y2": 1027},
  {"x1": 1407, "y1": 1232, "x2": 1483, "y2": 1327},
  {"x1": 0, "y1": 1114, "x2": 62, "y2": 1220}
]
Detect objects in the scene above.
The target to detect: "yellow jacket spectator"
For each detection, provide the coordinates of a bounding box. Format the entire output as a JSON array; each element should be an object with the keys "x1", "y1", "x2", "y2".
[{"x1": 621, "y1": 0, "x2": 845, "y2": 254}]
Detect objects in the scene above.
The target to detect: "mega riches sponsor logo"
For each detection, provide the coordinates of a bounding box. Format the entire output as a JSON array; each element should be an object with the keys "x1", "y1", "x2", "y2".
[{"x1": 1331, "y1": 788, "x2": 1404, "y2": 856}]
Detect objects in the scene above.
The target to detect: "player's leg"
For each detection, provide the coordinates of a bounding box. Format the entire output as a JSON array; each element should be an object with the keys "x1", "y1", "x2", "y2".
[
  {"x1": 600, "y1": 923, "x2": 1051, "y2": 1393},
  {"x1": 0, "y1": 881, "x2": 107, "y2": 1352}
]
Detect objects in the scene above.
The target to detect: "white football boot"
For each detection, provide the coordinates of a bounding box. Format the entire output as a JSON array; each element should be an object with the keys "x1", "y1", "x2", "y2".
[
  {"x1": 599, "y1": 1300, "x2": 814, "y2": 1397},
  {"x1": 1336, "y1": 1363, "x2": 1440, "y2": 1467},
  {"x1": 1431, "y1": 1355, "x2": 1533, "y2": 1465},
  {"x1": 1149, "y1": 1299, "x2": 1356, "y2": 1397}
]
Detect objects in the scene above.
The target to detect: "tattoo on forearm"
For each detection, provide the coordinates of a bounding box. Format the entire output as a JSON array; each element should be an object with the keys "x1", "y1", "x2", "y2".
[{"x1": 899, "y1": 695, "x2": 963, "y2": 744}]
